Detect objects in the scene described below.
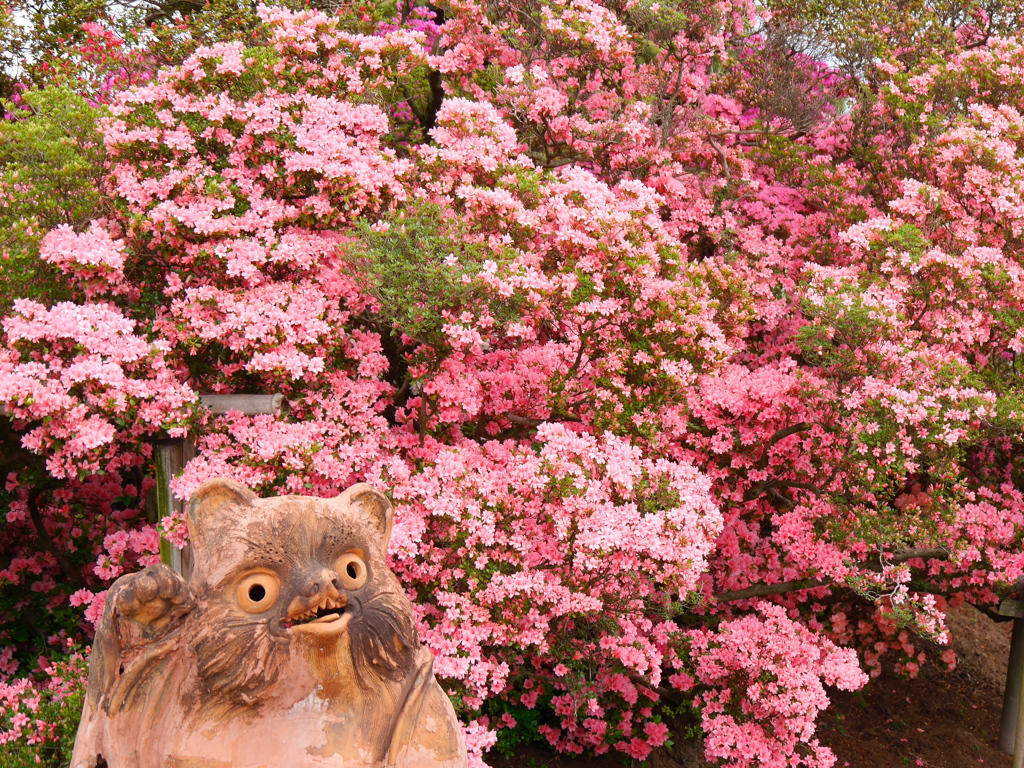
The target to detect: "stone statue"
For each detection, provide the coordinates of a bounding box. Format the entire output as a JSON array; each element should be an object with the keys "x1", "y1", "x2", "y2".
[{"x1": 71, "y1": 478, "x2": 467, "y2": 768}]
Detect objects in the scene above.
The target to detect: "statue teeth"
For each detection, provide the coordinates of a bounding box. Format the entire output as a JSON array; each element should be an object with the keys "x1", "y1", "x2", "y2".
[{"x1": 286, "y1": 594, "x2": 345, "y2": 627}]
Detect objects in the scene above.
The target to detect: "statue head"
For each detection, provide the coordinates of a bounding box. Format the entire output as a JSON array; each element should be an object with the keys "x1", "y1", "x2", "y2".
[{"x1": 186, "y1": 479, "x2": 418, "y2": 711}]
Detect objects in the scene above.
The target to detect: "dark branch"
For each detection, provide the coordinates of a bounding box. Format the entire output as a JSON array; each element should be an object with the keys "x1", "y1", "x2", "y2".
[
  {"x1": 627, "y1": 673, "x2": 687, "y2": 704},
  {"x1": 706, "y1": 136, "x2": 730, "y2": 181},
  {"x1": 713, "y1": 547, "x2": 952, "y2": 604},
  {"x1": 715, "y1": 578, "x2": 828, "y2": 603},
  {"x1": 756, "y1": 422, "x2": 809, "y2": 470},
  {"x1": 973, "y1": 602, "x2": 1012, "y2": 623},
  {"x1": 27, "y1": 488, "x2": 85, "y2": 588},
  {"x1": 743, "y1": 478, "x2": 821, "y2": 502},
  {"x1": 862, "y1": 547, "x2": 951, "y2": 572}
]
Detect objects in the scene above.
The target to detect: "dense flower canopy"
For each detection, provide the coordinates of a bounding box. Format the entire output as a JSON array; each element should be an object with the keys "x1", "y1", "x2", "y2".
[{"x1": 2, "y1": 0, "x2": 1024, "y2": 765}]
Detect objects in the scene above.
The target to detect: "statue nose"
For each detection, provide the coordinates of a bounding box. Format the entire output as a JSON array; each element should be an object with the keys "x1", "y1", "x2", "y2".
[{"x1": 301, "y1": 568, "x2": 341, "y2": 598}]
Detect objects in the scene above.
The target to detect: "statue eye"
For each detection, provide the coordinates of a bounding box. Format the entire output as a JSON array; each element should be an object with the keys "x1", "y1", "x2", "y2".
[
  {"x1": 236, "y1": 572, "x2": 280, "y2": 614},
  {"x1": 335, "y1": 552, "x2": 367, "y2": 590}
]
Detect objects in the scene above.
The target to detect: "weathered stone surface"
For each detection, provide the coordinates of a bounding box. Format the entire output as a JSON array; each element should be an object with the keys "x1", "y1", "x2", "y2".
[{"x1": 72, "y1": 479, "x2": 467, "y2": 768}]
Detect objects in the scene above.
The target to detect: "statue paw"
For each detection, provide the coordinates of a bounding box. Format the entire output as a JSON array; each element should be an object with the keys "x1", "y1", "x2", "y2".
[{"x1": 113, "y1": 563, "x2": 193, "y2": 635}]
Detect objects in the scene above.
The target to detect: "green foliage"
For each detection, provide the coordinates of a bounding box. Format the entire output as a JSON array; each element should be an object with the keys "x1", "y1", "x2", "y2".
[
  {"x1": 796, "y1": 294, "x2": 892, "y2": 372},
  {"x1": 345, "y1": 202, "x2": 525, "y2": 357},
  {"x1": 2, "y1": 0, "x2": 270, "y2": 96},
  {"x1": 0, "y1": 87, "x2": 108, "y2": 313},
  {"x1": 484, "y1": 694, "x2": 553, "y2": 758},
  {"x1": 143, "y1": 0, "x2": 265, "y2": 48},
  {"x1": 0, "y1": 469, "x2": 113, "y2": 673},
  {"x1": 5, "y1": 0, "x2": 110, "y2": 87},
  {"x1": 766, "y1": 0, "x2": 1024, "y2": 77},
  {"x1": 0, "y1": 654, "x2": 87, "y2": 768}
]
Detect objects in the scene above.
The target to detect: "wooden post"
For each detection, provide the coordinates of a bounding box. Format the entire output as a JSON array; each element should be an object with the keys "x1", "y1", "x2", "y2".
[
  {"x1": 153, "y1": 438, "x2": 196, "y2": 579},
  {"x1": 199, "y1": 394, "x2": 288, "y2": 416},
  {"x1": 153, "y1": 394, "x2": 288, "y2": 578},
  {"x1": 999, "y1": 591, "x2": 1024, "y2": 760}
]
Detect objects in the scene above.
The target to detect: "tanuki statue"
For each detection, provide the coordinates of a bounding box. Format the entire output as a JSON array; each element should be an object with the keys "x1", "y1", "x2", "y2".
[{"x1": 71, "y1": 478, "x2": 467, "y2": 768}]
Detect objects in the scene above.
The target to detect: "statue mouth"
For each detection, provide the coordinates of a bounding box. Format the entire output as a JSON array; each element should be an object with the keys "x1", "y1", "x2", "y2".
[{"x1": 285, "y1": 596, "x2": 353, "y2": 635}]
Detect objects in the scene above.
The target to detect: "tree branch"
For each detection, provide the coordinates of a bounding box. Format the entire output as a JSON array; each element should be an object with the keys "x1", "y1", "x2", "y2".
[
  {"x1": 506, "y1": 413, "x2": 546, "y2": 426},
  {"x1": 756, "y1": 422, "x2": 809, "y2": 470},
  {"x1": 862, "y1": 547, "x2": 951, "y2": 571},
  {"x1": 715, "y1": 578, "x2": 828, "y2": 603},
  {"x1": 706, "y1": 136, "x2": 730, "y2": 181},
  {"x1": 627, "y1": 673, "x2": 687, "y2": 703},
  {"x1": 743, "y1": 478, "x2": 821, "y2": 502},
  {"x1": 27, "y1": 488, "x2": 85, "y2": 588},
  {"x1": 713, "y1": 547, "x2": 951, "y2": 604},
  {"x1": 973, "y1": 601, "x2": 1011, "y2": 623}
]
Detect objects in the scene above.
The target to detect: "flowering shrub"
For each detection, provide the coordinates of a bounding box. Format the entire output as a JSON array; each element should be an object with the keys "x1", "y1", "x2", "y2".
[
  {"x1": 384, "y1": 426, "x2": 721, "y2": 731},
  {"x1": 689, "y1": 605, "x2": 866, "y2": 768},
  {"x1": 3, "y1": 1, "x2": 1024, "y2": 767},
  {"x1": 0, "y1": 652, "x2": 87, "y2": 768},
  {"x1": 0, "y1": 300, "x2": 197, "y2": 478}
]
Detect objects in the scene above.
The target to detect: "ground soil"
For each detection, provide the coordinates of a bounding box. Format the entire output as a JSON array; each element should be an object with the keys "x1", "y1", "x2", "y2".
[{"x1": 489, "y1": 605, "x2": 1018, "y2": 768}]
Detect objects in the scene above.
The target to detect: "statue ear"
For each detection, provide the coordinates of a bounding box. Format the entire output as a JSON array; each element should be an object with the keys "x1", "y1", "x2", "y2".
[
  {"x1": 337, "y1": 484, "x2": 394, "y2": 548},
  {"x1": 188, "y1": 478, "x2": 256, "y2": 545}
]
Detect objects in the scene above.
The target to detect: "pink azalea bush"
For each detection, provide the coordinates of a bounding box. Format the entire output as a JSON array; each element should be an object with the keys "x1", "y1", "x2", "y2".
[
  {"x1": 0, "y1": 652, "x2": 87, "y2": 767},
  {"x1": 0, "y1": 300, "x2": 197, "y2": 478},
  {"x1": 3, "y1": 1, "x2": 1024, "y2": 766},
  {"x1": 382, "y1": 425, "x2": 722, "y2": 731},
  {"x1": 689, "y1": 605, "x2": 865, "y2": 768}
]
